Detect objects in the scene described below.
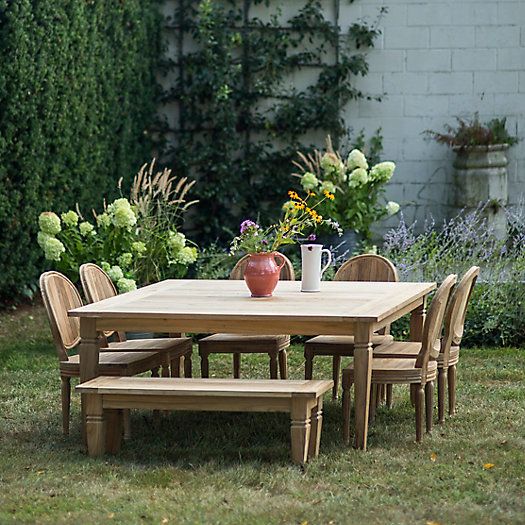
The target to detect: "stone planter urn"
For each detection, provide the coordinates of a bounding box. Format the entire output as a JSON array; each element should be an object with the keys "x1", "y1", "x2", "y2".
[{"x1": 454, "y1": 144, "x2": 509, "y2": 239}]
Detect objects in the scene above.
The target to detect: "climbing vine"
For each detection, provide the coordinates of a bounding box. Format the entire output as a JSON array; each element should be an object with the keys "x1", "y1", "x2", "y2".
[{"x1": 162, "y1": 0, "x2": 383, "y2": 243}]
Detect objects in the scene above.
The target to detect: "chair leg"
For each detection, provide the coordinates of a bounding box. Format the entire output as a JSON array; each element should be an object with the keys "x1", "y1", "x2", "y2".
[
  {"x1": 161, "y1": 359, "x2": 170, "y2": 377},
  {"x1": 437, "y1": 367, "x2": 447, "y2": 424},
  {"x1": 61, "y1": 376, "x2": 71, "y2": 435},
  {"x1": 200, "y1": 351, "x2": 209, "y2": 378},
  {"x1": 342, "y1": 379, "x2": 352, "y2": 445},
  {"x1": 386, "y1": 384, "x2": 393, "y2": 408},
  {"x1": 123, "y1": 409, "x2": 131, "y2": 441},
  {"x1": 269, "y1": 352, "x2": 278, "y2": 379},
  {"x1": 448, "y1": 364, "x2": 457, "y2": 416},
  {"x1": 183, "y1": 352, "x2": 192, "y2": 378},
  {"x1": 369, "y1": 385, "x2": 377, "y2": 423},
  {"x1": 233, "y1": 353, "x2": 241, "y2": 378},
  {"x1": 425, "y1": 381, "x2": 434, "y2": 434},
  {"x1": 410, "y1": 385, "x2": 416, "y2": 406},
  {"x1": 332, "y1": 355, "x2": 341, "y2": 399},
  {"x1": 304, "y1": 349, "x2": 314, "y2": 380},
  {"x1": 414, "y1": 385, "x2": 424, "y2": 442},
  {"x1": 278, "y1": 349, "x2": 288, "y2": 379},
  {"x1": 170, "y1": 357, "x2": 181, "y2": 378}
]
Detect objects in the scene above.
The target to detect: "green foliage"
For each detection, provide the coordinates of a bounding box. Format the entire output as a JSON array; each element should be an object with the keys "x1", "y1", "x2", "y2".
[
  {"x1": 0, "y1": 0, "x2": 162, "y2": 302},
  {"x1": 165, "y1": 0, "x2": 381, "y2": 244}
]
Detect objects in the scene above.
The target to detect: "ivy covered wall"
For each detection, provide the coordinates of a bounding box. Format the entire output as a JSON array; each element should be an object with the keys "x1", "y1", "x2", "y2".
[{"x1": 0, "y1": 0, "x2": 162, "y2": 301}]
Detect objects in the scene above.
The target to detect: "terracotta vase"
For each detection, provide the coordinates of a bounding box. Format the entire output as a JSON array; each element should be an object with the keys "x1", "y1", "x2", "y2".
[{"x1": 244, "y1": 252, "x2": 285, "y2": 297}]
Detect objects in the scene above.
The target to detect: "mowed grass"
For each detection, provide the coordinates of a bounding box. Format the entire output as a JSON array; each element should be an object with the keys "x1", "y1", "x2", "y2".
[{"x1": 0, "y1": 305, "x2": 524, "y2": 525}]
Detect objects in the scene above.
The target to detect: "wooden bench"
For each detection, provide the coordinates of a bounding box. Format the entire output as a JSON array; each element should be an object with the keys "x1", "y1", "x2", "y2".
[{"x1": 76, "y1": 377, "x2": 333, "y2": 464}]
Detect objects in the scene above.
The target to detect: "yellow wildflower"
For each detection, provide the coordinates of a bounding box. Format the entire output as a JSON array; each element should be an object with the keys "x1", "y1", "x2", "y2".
[
  {"x1": 323, "y1": 190, "x2": 335, "y2": 200},
  {"x1": 288, "y1": 190, "x2": 300, "y2": 200}
]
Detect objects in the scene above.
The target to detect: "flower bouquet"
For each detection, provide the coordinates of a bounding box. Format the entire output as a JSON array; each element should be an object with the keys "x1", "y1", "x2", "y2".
[{"x1": 230, "y1": 189, "x2": 339, "y2": 296}]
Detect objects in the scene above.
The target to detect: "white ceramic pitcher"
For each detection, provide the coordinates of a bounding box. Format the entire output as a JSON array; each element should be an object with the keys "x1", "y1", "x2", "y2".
[{"x1": 300, "y1": 244, "x2": 332, "y2": 292}]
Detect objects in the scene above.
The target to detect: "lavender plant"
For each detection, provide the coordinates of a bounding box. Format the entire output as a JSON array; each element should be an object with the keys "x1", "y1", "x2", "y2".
[{"x1": 382, "y1": 205, "x2": 525, "y2": 346}]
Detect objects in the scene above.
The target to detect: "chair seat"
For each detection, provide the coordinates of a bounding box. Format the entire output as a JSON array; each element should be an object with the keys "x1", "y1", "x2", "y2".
[
  {"x1": 107, "y1": 337, "x2": 192, "y2": 355},
  {"x1": 305, "y1": 334, "x2": 394, "y2": 356},
  {"x1": 343, "y1": 358, "x2": 437, "y2": 384},
  {"x1": 373, "y1": 341, "x2": 459, "y2": 367},
  {"x1": 60, "y1": 351, "x2": 164, "y2": 377},
  {"x1": 199, "y1": 334, "x2": 290, "y2": 353}
]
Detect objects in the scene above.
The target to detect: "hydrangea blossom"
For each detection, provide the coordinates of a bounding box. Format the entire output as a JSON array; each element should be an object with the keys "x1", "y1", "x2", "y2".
[
  {"x1": 38, "y1": 232, "x2": 65, "y2": 261},
  {"x1": 39, "y1": 212, "x2": 61, "y2": 235},
  {"x1": 168, "y1": 231, "x2": 186, "y2": 252},
  {"x1": 61, "y1": 210, "x2": 79, "y2": 228},
  {"x1": 301, "y1": 172, "x2": 319, "y2": 191},
  {"x1": 117, "y1": 277, "x2": 137, "y2": 293},
  {"x1": 320, "y1": 153, "x2": 345, "y2": 180},
  {"x1": 320, "y1": 180, "x2": 336, "y2": 194},
  {"x1": 348, "y1": 168, "x2": 368, "y2": 188},
  {"x1": 118, "y1": 252, "x2": 133, "y2": 268},
  {"x1": 385, "y1": 201, "x2": 400, "y2": 216},
  {"x1": 101, "y1": 261, "x2": 111, "y2": 273},
  {"x1": 176, "y1": 246, "x2": 198, "y2": 265},
  {"x1": 107, "y1": 265, "x2": 124, "y2": 282},
  {"x1": 370, "y1": 161, "x2": 396, "y2": 183},
  {"x1": 346, "y1": 149, "x2": 369, "y2": 171},
  {"x1": 107, "y1": 198, "x2": 137, "y2": 230},
  {"x1": 96, "y1": 213, "x2": 111, "y2": 229},
  {"x1": 131, "y1": 241, "x2": 147, "y2": 255},
  {"x1": 79, "y1": 221, "x2": 95, "y2": 237}
]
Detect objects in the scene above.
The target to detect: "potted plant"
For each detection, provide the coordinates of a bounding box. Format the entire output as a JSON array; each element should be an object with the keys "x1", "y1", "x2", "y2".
[
  {"x1": 292, "y1": 136, "x2": 399, "y2": 257},
  {"x1": 230, "y1": 189, "x2": 339, "y2": 297},
  {"x1": 425, "y1": 114, "x2": 519, "y2": 238}
]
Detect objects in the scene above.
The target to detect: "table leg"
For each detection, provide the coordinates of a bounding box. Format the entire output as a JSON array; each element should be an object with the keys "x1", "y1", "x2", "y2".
[
  {"x1": 80, "y1": 318, "x2": 101, "y2": 441},
  {"x1": 290, "y1": 396, "x2": 311, "y2": 465},
  {"x1": 308, "y1": 396, "x2": 323, "y2": 460},
  {"x1": 410, "y1": 298, "x2": 426, "y2": 342},
  {"x1": 353, "y1": 323, "x2": 373, "y2": 450}
]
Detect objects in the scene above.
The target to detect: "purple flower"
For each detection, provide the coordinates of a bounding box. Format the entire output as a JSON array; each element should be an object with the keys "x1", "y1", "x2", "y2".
[
  {"x1": 307, "y1": 233, "x2": 316, "y2": 241},
  {"x1": 261, "y1": 239, "x2": 268, "y2": 245},
  {"x1": 240, "y1": 219, "x2": 258, "y2": 234}
]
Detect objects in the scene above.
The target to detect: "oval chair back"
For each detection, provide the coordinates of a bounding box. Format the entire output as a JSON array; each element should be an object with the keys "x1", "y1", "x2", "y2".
[
  {"x1": 40, "y1": 271, "x2": 83, "y2": 362},
  {"x1": 230, "y1": 253, "x2": 295, "y2": 281},
  {"x1": 79, "y1": 263, "x2": 125, "y2": 342},
  {"x1": 415, "y1": 274, "x2": 457, "y2": 381},
  {"x1": 335, "y1": 254, "x2": 399, "y2": 334},
  {"x1": 441, "y1": 266, "x2": 480, "y2": 365}
]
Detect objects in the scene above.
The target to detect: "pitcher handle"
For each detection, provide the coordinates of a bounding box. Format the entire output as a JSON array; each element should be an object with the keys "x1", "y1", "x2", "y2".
[
  {"x1": 320, "y1": 249, "x2": 332, "y2": 277},
  {"x1": 273, "y1": 252, "x2": 286, "y2": 273}
]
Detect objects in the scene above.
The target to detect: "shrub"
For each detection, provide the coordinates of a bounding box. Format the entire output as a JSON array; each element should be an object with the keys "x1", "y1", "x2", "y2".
[
  {"x1": 382, "y1": 205, "x2": 525, "y2": 347},
  {"x1": 0, "y1": 0, "x2": 162, "y2": 302}
]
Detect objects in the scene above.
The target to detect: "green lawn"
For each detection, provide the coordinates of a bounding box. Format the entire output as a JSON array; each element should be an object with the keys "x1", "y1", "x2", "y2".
[{"x1": 0, "y1": 305, "x2": 524, "y2": 525}]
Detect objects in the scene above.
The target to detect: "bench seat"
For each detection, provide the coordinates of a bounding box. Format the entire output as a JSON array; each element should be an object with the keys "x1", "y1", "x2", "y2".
[{"x1": 77, "y1": 377, "x2": 333, "y2": 464}]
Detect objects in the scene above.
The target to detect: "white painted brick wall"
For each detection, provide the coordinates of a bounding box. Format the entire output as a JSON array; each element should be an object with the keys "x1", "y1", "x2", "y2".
[{"x1": 340, "y1": 1, "x2": 525, "y2": 231}]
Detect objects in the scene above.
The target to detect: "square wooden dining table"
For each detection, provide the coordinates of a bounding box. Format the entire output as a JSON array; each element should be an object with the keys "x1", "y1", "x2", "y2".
[{"x1": 69, "y1": 279, "x2": 436, "y2": 451}]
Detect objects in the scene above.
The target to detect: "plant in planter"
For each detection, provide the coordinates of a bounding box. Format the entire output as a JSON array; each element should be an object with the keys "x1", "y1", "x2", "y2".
[
  {"x1": 425, "y1": 114, "x2": 519, "y2": 239},
  {"x1": 292, "y1": 136, "x2": 399, "y2": 255},
  {"x1": 230, "y1": 190, "x2": 339, "y2": 297},
  {"x1": 37, "y1": 160, "x2": 198, "y2": 292}
]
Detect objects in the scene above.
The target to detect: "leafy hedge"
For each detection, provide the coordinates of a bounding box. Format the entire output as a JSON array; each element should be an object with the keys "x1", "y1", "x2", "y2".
[{"x1": 0, "y1": 0, "x2": 161, "y2": 301}]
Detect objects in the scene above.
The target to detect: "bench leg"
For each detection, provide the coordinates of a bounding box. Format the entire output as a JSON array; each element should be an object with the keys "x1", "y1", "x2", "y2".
[
  {"x1": 290, "y1": 396, "x2": 311, "y2": 465},
  {"x1": 183, "y1": 353, "x2": 193, "y2": 378},
  {"x1": 269, "y1": 352, "x2": 278, "y2": 379},
  {"x1": 85, "y1": 394, "x2": 105, "y2": 457},
  {"x1": 308, "y1": 396, "x2": 323, "y2": 460},
  {"x1": 200, "y1": 351, "x2": 209, "y2": 378},
  {"x1": 105, "y1": 409, "x2": 123, "y2": 454},
  {"x1": 170, "y1": 357, "x2": 181, "y2": 378}
]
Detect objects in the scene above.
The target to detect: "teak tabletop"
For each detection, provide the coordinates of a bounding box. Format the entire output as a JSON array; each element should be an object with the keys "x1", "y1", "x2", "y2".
[{"x1": 70, "y1": 279, "x2": 436, "y2": 451}]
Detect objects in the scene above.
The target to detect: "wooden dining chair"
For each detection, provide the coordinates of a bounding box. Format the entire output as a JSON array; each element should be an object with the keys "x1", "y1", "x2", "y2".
[
  {"x1": 341, "y1": 274, "x2": 457, "y2": 444},
  {"x1": 304, "y1": 254, "x2": 399, "y2": 399},
  {"x1": 79, "y1": 263, "x2": 193, "y2": 378},
  {"x1": 40, "y1": 271, "x2": 168, "y2": 435},
  {"x1": 372, "y1": 266, "x2": 480, "y2": 423},
  {"x1": 198, "y1": 253, "x2": 294, "y2": 379}
]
